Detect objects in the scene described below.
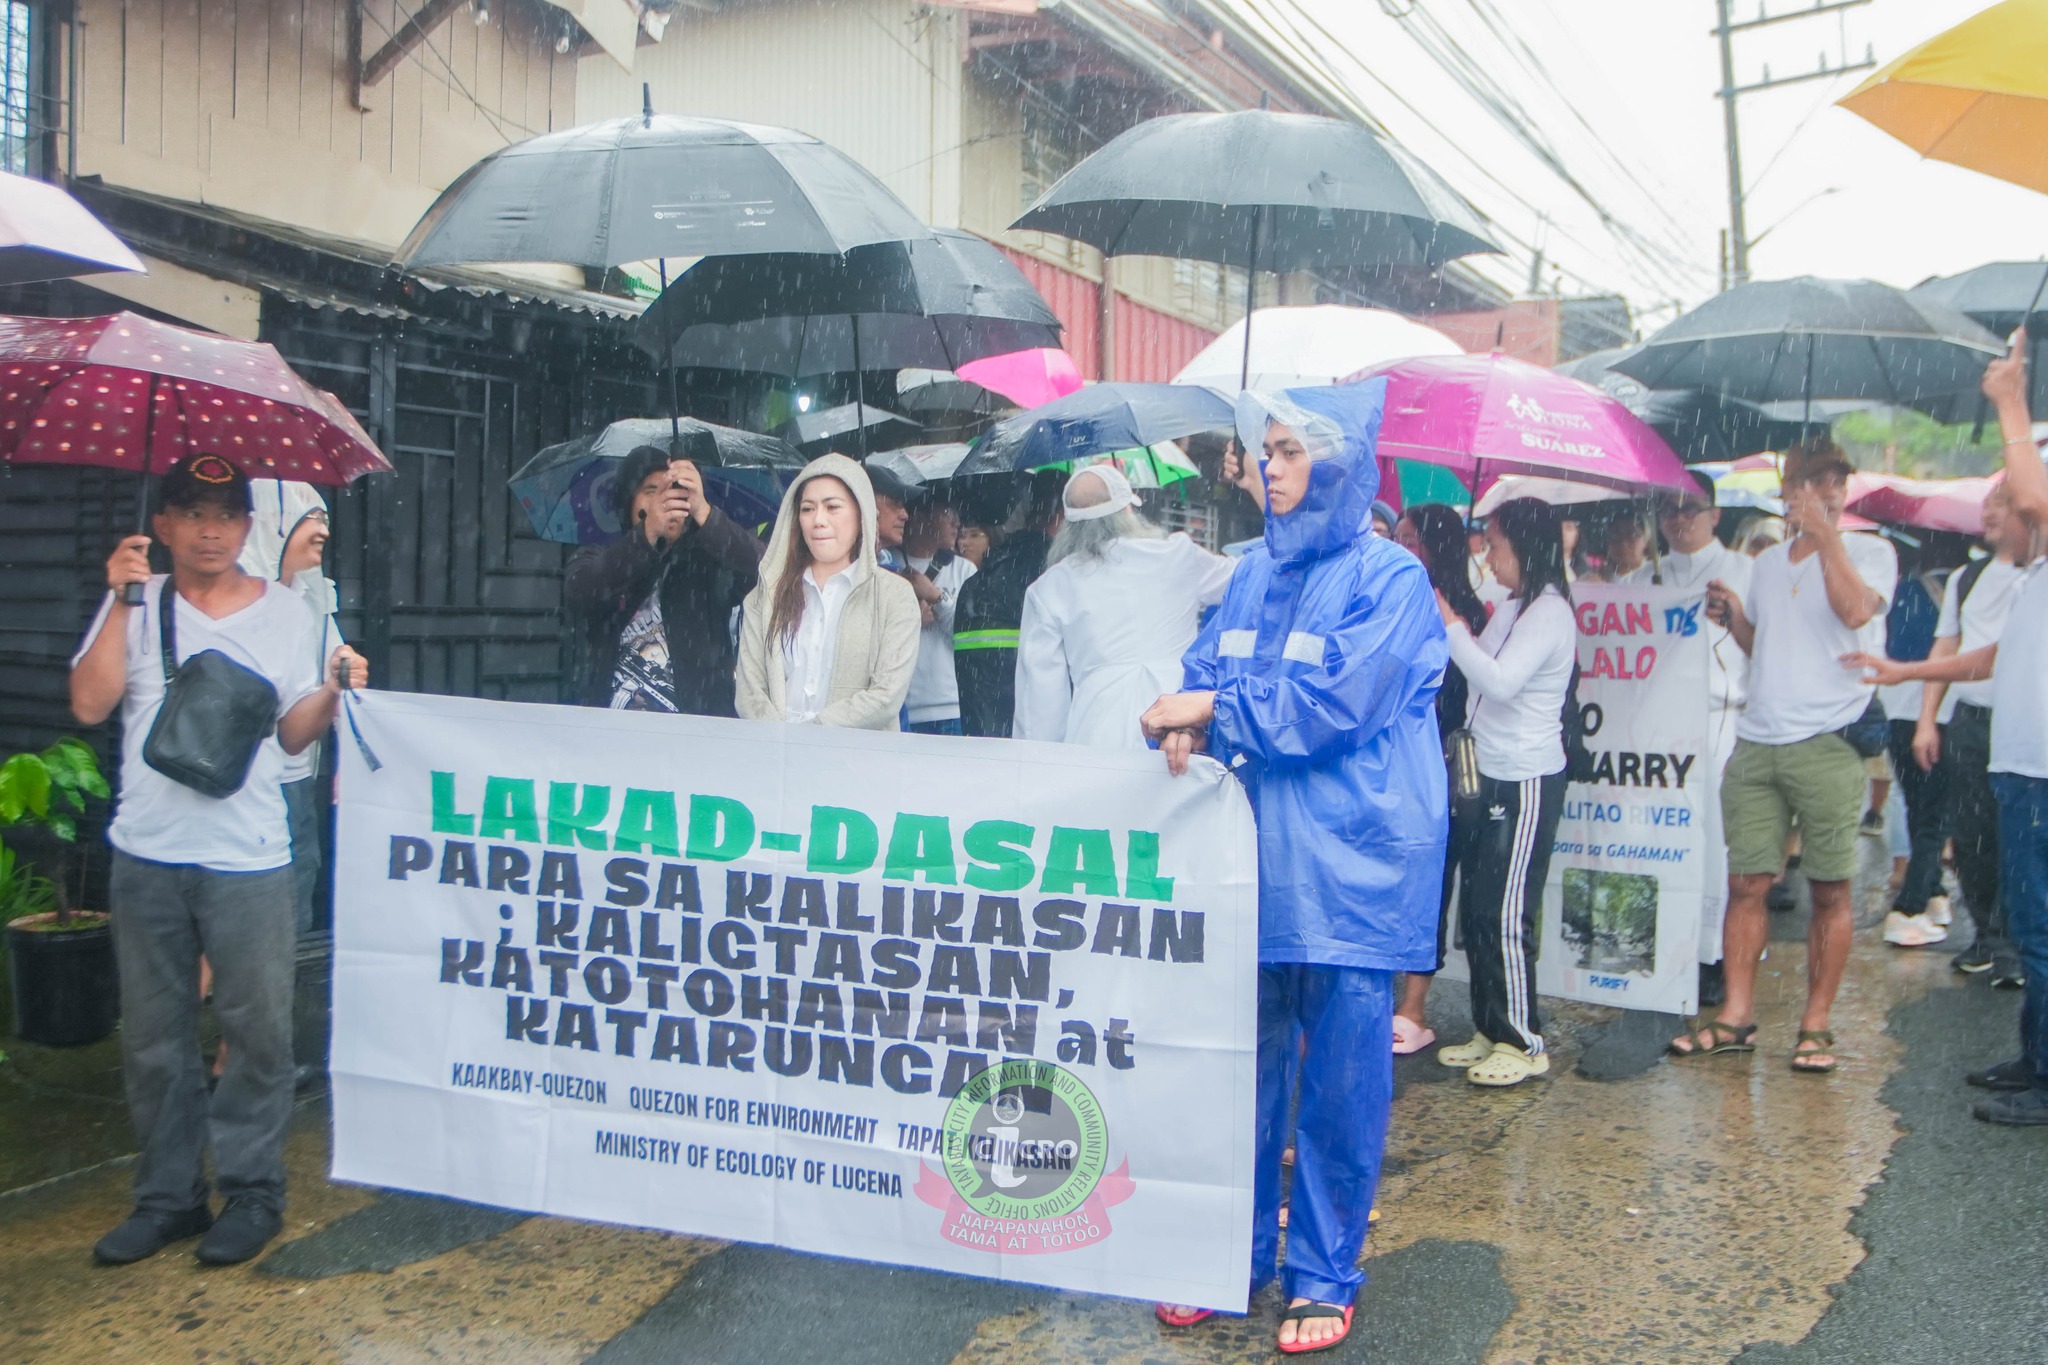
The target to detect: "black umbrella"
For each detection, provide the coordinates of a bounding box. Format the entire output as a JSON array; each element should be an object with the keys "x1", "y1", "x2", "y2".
[
  {"x1": 397, "y1": 110, "x2": 925, "y2": 268},
  {"x1": 634, "y1": 230, "x2": 1060, "y2": 452},
  {"x1": 1613, "y1": 277, "x2": 2005, "y2": 420},
  {"x1": 1011, "y1": 110, "x2": 1498, "y2": 387},
  {"x1": 509, "y1": 418, "x2": 803, "y2": 546},
  {"x1": 396, "y1": 92, "x2": 929, "y2": 460},
  {"x1": 1557, "y1": 347, "x2": 1815, "y2": 462},
  {"x1": 1910, "y1": 263, "x2": 2046, "y2": 420},
  {"x1": 1911, "y1": 261, "x2": 2048, "y2": 333},
  {"x1": 773, "y1": 403, "x2": 920, "y2": 458},
  {"x1": 953, "y1": 382, "x2": 1235, "y2": 477}
]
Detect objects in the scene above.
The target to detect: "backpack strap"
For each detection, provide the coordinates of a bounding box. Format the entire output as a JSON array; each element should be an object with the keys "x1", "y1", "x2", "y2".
[
  {"x1": 158, "y1": 577, "x2": 177, "y2": 684},
  {"x1": 1954, "y1": 555, "x2": 1992, "y2": 614}
]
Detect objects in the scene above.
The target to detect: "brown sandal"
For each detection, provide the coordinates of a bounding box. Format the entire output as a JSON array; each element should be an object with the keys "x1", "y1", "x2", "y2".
[
  {"x1": 1791, "y1": 1030, "x2": 1837, "y2": 1074},
  {"x1": 1669, "y1": 1018, "x2": 1757, "y2": 1057}
]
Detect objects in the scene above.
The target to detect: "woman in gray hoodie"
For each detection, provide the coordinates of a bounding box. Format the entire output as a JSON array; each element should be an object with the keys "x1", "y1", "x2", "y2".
[{"x1": 735, "y1": 453, "x2": 921, "y2": 729}]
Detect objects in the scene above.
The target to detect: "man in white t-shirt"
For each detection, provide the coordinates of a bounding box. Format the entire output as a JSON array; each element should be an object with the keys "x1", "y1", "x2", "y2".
[
  {"x1": 1850, "y1": 340, "x2": 2048, "y2": 1124},
  {"x1": 1655, "y1": 472, "x2": 1754, "y2": 1006},
  {"x1": 1672, "y1": 440, "x2": 1895, "y2": 1075},
  {"x1": 899, "y1": 499, "x2": 976, "y2": 734},
  {"x1": 1909, "y1": 485, "x2": 2027, "y2": 980},
  {"x1": 70, "y1": 455, "x2": 365, "y2": 1267}
]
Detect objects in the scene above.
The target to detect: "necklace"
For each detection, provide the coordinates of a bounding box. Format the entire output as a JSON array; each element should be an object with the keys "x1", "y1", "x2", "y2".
[{"x1": 1788, "y1": 543, "x2": 1818, "y2": 598}]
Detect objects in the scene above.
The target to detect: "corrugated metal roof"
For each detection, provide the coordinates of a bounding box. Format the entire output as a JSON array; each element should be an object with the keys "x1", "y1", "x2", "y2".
[{"x1": 73, "y1": 182, "x2": 645, "y2": 322}]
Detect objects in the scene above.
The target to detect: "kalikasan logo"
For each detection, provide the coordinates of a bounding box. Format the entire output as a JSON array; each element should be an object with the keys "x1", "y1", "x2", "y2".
[
  {"x1": 913, "y1": 1059, "x2": 1133, "y2": 1254},
  {"x1": 1505, "y1": 393, "x2": 1595, "y2": 431}
]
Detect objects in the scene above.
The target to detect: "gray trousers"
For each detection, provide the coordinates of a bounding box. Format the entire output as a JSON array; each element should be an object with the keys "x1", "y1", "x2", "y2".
[{"x1": 109, "y1": 851, "x2": 296, "y2": 1214}]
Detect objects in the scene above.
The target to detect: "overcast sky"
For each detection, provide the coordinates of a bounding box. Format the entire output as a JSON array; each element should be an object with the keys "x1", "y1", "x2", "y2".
[{"x1": 1280, "y1": 0, "x2": 2048, "y2": 322}]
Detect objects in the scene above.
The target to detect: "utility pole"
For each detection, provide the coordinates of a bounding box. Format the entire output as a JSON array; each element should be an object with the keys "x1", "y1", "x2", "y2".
[{"x1": 1713, "y1": 0, "x2": 1875, "y2": 287}]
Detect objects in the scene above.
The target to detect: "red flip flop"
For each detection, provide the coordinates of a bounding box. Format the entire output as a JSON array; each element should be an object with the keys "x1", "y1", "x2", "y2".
[
  {"x1": 1155, "y1": 1303, "x2": 1217, "y2": 1328},
  {"x1": 1277, "y1": 1301, "x2": 1354, "y2": 1355}
]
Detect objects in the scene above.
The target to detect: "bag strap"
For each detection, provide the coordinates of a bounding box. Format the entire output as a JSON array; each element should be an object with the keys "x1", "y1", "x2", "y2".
[
  {"x1": 158, "y1": 577, "x2": 177, "y2": 684},
  {"x1": 1955, "y1": 555, "x2": 1992, "y2": 613}
]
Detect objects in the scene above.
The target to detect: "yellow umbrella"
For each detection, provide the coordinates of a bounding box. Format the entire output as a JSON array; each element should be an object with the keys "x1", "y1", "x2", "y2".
[{"x1": 1838, "y1": 0, "x2": 2048, "y2": 196}]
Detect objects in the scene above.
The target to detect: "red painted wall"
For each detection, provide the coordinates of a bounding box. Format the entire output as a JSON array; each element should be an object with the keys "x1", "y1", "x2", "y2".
[
  {"x1": 998, "y1": 247, "x2": 1218, "y2": 384},
  {"x1": 999, "y1": 248, "x2": 1099, "y2": 379},
  {"x1": 1115, "y1": 295, "x2": 1215, "y2": 385}
]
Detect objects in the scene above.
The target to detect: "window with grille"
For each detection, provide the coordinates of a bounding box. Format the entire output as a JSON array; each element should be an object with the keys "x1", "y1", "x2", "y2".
[{"x1": 1, "y1": 2, "x2": 33, "y2": 176}]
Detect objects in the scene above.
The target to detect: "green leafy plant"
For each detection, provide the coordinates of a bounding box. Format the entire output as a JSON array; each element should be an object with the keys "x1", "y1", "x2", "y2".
[
  {"x1": 0, "y1": 844, "x2": 58, "y2": 922},
  {"x1": 0, "y1": 739, "x2": 111, "y2": 927}
]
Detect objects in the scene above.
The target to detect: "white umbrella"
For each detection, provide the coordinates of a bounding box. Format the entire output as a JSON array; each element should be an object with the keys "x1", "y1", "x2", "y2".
[
  {"x1": 1173, "y1": 304, "x2": 1462, "y2": 392},
  {"x1": 1475, "y1": 475, "x2": 1629, "y2": 517}
]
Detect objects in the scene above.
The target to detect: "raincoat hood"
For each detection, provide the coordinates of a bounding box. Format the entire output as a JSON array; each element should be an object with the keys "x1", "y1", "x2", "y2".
[
  {"x1": 239, "y1": 478, "x2": 337, "y2": 618},
  {"x1": 1236, "y1": 380, "x2": 1387, "y2": 565},
  {"x1": 239, "y1": 479, "x2": 329, "y2": 580},
  {"x1": 756, "y1": 451, "x2": 880, "y2": 603}
]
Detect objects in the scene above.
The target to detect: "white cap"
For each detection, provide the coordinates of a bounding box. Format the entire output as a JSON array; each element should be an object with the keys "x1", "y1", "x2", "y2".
[{"x1": 1062, "y1": 464, "x2": 1143, "y2": 522}]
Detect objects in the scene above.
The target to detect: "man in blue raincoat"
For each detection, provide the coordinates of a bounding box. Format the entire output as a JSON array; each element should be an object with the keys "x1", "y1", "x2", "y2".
[{"x1": 1142, "y1": 380, "x2": 1447, "y2": 1355}]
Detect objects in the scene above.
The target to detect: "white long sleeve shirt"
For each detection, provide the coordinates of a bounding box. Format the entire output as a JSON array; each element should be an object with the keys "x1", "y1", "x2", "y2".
[
  {"x1": 1445, "y1": 586, "x2": 1576, "y2": 781},
  {"x1": 782, "y1": 566, "x2": 857, "y2": 723},
  {"x1": 1015, "y1": 534, "x2": 1236, "y2": 749}
]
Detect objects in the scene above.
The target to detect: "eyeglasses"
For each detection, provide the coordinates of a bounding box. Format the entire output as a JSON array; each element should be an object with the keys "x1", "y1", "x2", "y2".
[{"x1": 1658, "y1": 502, "x2": 1713, "y2": 518}]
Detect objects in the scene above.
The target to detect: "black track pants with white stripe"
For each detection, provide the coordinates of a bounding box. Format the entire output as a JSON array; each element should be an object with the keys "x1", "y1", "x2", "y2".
[{"x1": 1454, "y1": 770, "x2": 1570, "y2": 1056}]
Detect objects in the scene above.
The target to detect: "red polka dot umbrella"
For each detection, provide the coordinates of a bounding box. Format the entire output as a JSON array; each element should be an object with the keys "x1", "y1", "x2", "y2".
[{"x1": 0, "y1": 311, "x2": 391, "y2": 484}]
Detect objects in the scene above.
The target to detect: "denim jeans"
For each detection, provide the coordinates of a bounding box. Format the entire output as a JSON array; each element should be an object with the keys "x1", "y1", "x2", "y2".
[
  {"x1": 1991, "y1": 773, "x2": 2048, "y2": 1090},
  {"x1": 907, "y1": 717, "x2": 964, "y2": 736},
  {"x1": 109, "y1": 852, "x2": 298, "y2": 1214}
]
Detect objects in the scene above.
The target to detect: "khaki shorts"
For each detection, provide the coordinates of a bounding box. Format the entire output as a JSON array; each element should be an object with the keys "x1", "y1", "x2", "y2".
[{"x1": 1722, "y1": 733, "x2": 1866, "y2": 883}]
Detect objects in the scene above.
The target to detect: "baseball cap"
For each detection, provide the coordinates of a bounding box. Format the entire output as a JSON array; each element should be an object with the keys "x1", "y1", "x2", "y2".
[
  {"x1": 157, "y1": 453, "x2": 253, "y2": 513},
  {"x1": 1062, "y1": 464, "x2": 1142, "y2": 521},
  {"x1": 865, "y1": 462, "x2": 927, "y2": 506}
]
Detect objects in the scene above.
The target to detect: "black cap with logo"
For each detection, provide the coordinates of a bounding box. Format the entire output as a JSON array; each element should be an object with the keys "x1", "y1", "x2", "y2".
[{"x1": 156, "y1": 453, "x2": 253, "y2": 514}]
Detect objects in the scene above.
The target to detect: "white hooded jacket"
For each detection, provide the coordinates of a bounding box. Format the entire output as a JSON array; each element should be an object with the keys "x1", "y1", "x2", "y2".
[
  {"x1": 734, "y1": 453, "x2": 921, "y2": 730},
  {"x1": 239, "y1": 479, "x2": 341, "y2": 781}
]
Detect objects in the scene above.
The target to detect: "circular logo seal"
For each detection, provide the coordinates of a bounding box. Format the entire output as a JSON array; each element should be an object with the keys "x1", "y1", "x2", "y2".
[{"x1": 940, "y1": 1060, "x2": 1107, "y2": 1220}]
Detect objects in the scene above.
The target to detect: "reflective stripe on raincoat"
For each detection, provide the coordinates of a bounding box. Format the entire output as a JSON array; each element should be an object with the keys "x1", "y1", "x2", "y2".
[{"x1": 1181, "y1": 380, "x2": 1449, "y2": 970}]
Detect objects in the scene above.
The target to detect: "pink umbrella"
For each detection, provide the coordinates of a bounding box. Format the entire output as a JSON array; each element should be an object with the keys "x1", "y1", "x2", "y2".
[
  {"x1": 955, "y1": 346, "x2": 1082, "y2": 410},
  {"x1": 1847, "y1": 471, "x2": 1995, "y2": 535},
  {"x1": 1345, "y1": 353, "x2": 1696, "y2": 496}
]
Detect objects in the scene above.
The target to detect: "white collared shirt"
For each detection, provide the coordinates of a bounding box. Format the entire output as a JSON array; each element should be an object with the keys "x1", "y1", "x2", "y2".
[{"x1": 783, "y1": 564, "x2": 858, "y2": 723}]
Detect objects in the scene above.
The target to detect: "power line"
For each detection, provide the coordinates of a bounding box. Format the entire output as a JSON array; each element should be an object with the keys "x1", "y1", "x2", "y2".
[
  {"x1": 1386, "y1": 2, "x2": 1708, "y2": 293},
  {"x1": 1236, "y1": 0, "x2": 1677, "y2": 300}
]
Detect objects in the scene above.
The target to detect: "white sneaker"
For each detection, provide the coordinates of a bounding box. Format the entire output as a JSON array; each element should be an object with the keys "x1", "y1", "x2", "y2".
[
  {"x1": 1883, "y1": 910, "x2": 1949, "y2": 947},
  {"x1": 1436, "y1": 1033, "x2": 1493, "y2": 1068},
  {"x1": 1926, "y1": 895, "x2": 1952, "y2": 927}
]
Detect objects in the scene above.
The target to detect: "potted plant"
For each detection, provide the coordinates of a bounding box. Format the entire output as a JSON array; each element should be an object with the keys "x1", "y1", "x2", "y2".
[{"x1": 3, "y1": 738, "x2": 117, "y2": 1046}]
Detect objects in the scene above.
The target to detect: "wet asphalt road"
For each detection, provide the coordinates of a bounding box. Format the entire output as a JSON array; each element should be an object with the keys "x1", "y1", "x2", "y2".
[{"x1": 3, "y1": 861, "x2": 2044, "y2": 1362}]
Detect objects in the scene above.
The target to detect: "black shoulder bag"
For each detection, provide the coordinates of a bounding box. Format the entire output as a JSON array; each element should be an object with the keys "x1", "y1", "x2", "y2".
[{"x1": 142, "y1": 578, "x2": 281, "y2": 799}]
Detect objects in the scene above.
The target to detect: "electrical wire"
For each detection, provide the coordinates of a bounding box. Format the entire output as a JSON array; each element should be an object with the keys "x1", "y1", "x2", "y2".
[
  {"x1": 1387, "y1": 2, "x2": 1707, "y2": 292},
  {"x1": 1231, "y1": 0, "x2": 1668, "y2": 300},
  {"x1": 1262, "y1": 0, "x2": 1714, "y2": 299},
  {"x1": 354, "y1": 2, "x2": 537, "y2": 145}
]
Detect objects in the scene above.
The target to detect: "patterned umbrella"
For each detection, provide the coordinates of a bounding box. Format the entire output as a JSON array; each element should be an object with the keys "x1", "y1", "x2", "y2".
[{"x1": 0, "y1": 311, "x2": 388, "y2": 483}]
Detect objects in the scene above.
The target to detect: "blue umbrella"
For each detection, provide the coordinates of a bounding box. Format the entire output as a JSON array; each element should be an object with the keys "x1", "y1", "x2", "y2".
[
  {"x1": 953, "y1": 382, "x2": 1234, "y2": 475},
  {"x1": 510, "y1": 417, "x2": 800, "y2": 545}
]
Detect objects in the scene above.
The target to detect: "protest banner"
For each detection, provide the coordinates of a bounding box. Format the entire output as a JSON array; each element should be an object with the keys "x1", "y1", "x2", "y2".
[
  {"x1": 331, "y1": 693, "x2": 1260, "y2": 1310},
  {"x1": 1442, "y1": 584, "x2": 1711, "y2": 1017}
]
